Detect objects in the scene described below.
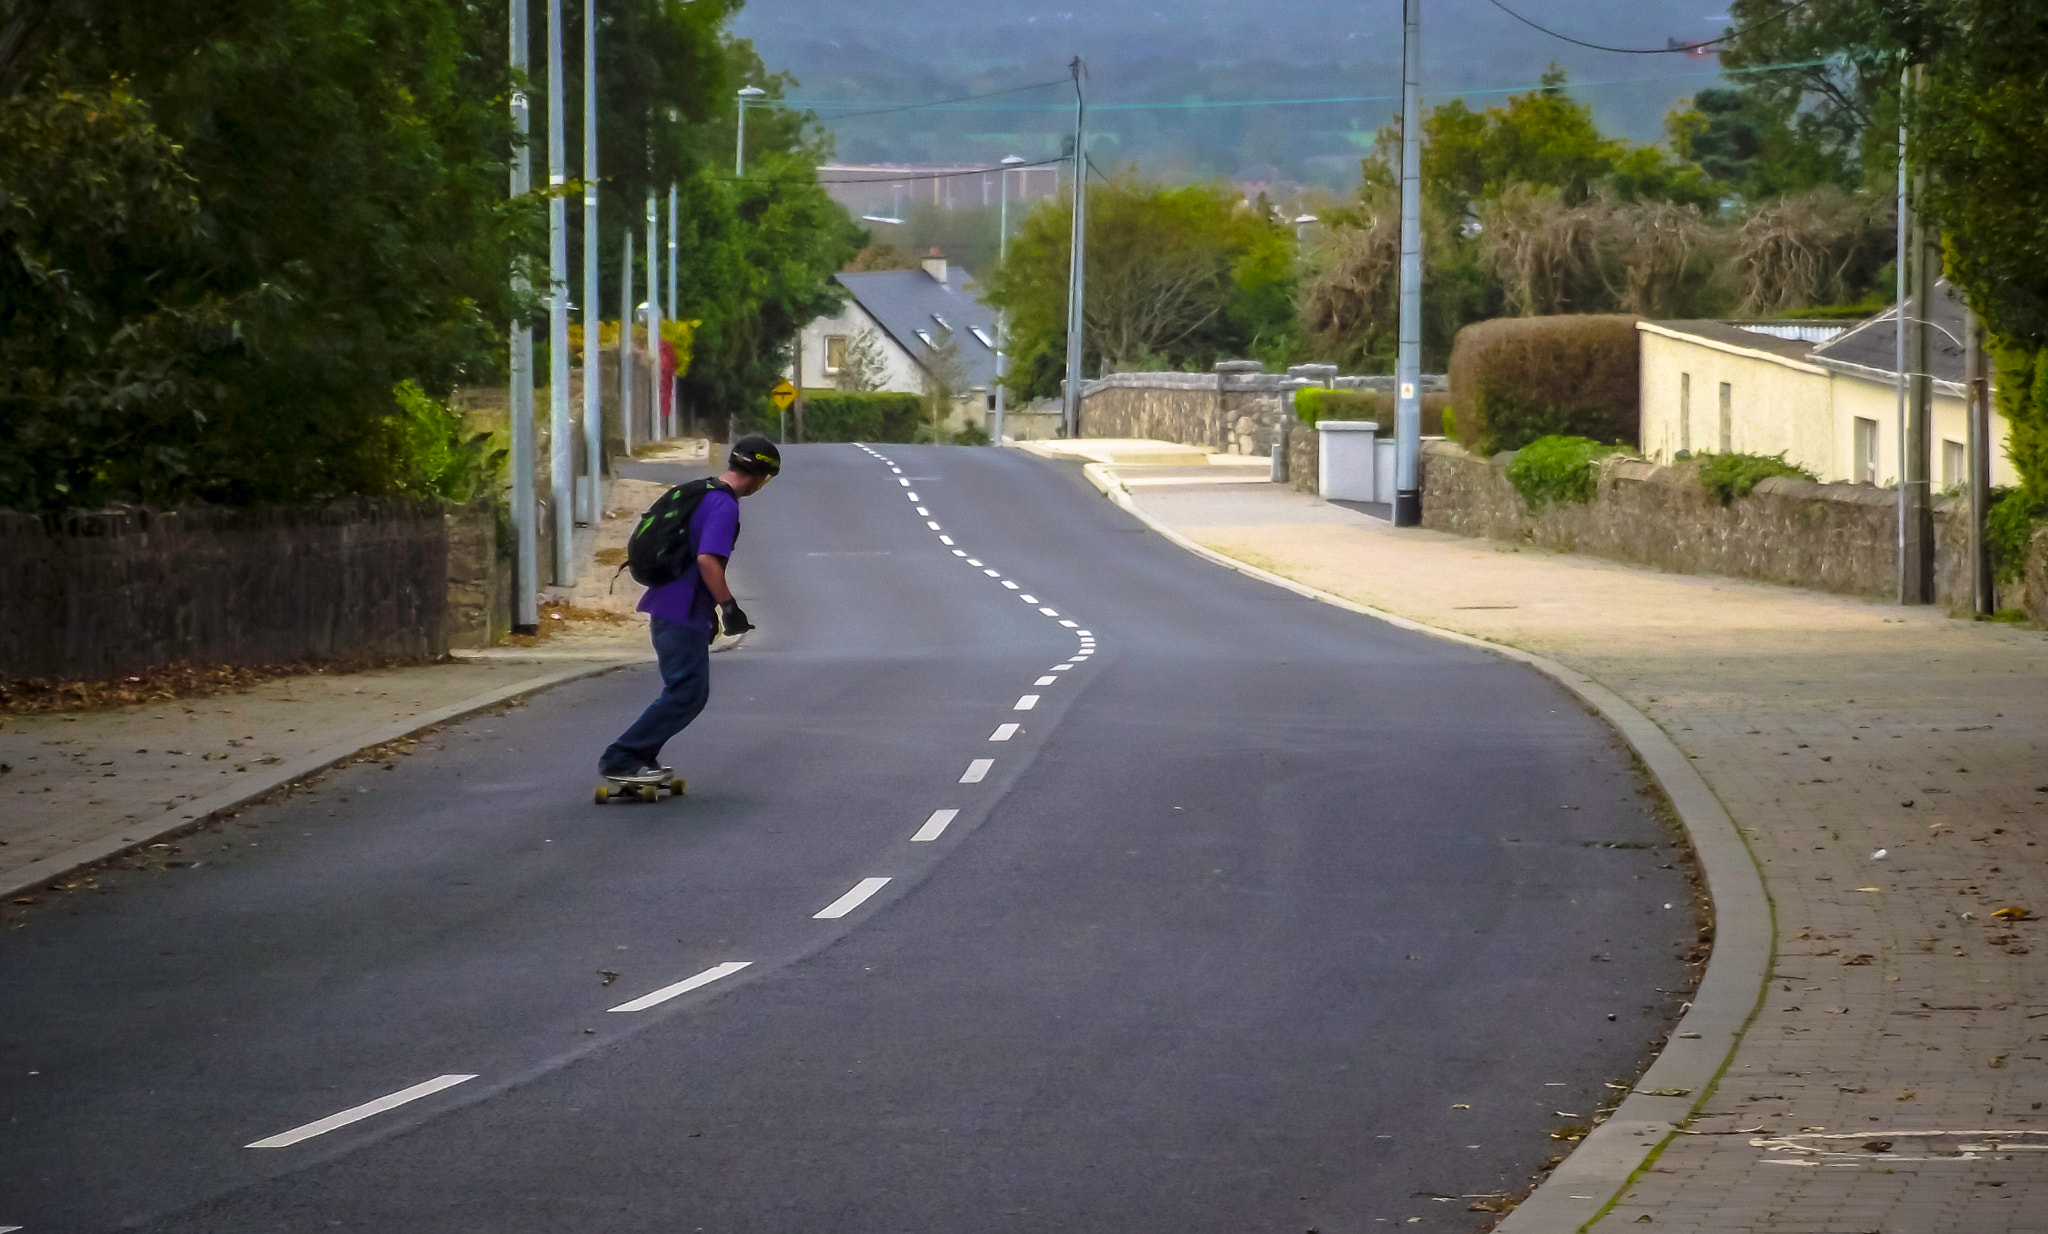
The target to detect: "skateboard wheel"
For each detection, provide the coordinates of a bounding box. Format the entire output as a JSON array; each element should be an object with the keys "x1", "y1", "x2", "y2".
[
  {"x1": 670, "y1": 779, "x2": 686, "y2": 798},
  {"x1": 639, "y1": 784, "x2": 659, "y2": 803},
  {"x1": 594, "y1": 785, "x2": 610, "y2": 804}
]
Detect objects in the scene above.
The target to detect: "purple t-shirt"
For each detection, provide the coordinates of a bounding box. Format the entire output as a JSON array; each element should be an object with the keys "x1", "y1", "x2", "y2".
[{"x1": 638, "y1": 487, "x2": 739, "y2": 637}]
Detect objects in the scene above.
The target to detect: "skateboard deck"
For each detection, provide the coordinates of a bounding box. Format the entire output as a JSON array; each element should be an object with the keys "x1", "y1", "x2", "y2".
[{"x1": 593, "y1": 768, "x2": 684, "y2": 804}]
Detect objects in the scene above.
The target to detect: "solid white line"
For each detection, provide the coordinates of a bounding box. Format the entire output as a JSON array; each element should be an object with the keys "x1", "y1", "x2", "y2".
[
  {"x1": 1039, "y1": 607, "x2": 1059, "y2": 617},
  {"x1": 940, "y1": 535, "x2": 954, "y2": 545},
  {"x1": 814, "y1": 877, "x2": 891, "y2": 919},
  {"x1": 246, "y1": 1075, "x2": 477, "y2": 1149},
  {"x1": 990, "y1": 722, "x2": 1020, "y2": 741},
  {"x1": 1059, "y1": 620, "x2": 1078, "y2": 627},
  {"x1": 983, "y1": 569, "x2": 1001, "y2": 577},
  {"x1": 961, "y1": 758, "x2": 994, "y2": 783},
  {"x1": 1002, "y1": 581, "x2": 1019, "y2": 589},
  {"x1": 911, "y1": 809, "x2": 959, "y2": 842},
  {"x1": 927, "y1": 521, "x2": 942, "y2": 531},
  {"x1": 1035, "y1": 676, "x2": 1057, "y2": 685},
  {"x1": 606, "y1": 960, "x2": 753, "y2": 1013},
  {"x1": 1014, "y1": 695, "x2": 1039, "y2": 710}
]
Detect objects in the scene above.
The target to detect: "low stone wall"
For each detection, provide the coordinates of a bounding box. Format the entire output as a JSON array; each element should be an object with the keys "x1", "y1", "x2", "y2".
[
  {"x1": 0, "y1": 500, "x2": 473, "y2": 680},
  {"x1": 1419, "y1": 440, "x2": 2044, "y2": 616}
]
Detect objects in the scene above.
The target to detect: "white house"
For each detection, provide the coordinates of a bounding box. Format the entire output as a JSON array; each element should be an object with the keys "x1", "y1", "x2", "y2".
[
  {"x1": 795, "y1": 253, "x2": 1002, "y2": 432},
  {"x1": 1638, "y1": 282, "x2": 2018, "y2": 489}
]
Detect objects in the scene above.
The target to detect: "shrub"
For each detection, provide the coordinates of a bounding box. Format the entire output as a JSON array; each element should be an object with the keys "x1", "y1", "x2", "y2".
[
  {"x1": 1986, "y1": 488, "x2": 2047, "y2": 586},
  {"x1": 1692, "y1": 451, "x2": 1816, "y2": 505},
  {"x1": 798, "y1": 391, "x2": 923, "y2": 443},
  {"x1": 1294, "y1": 387, "x2": 1451, "y2": 434},
  {"x1": 1447, "y1": 315, "x2": 1641, "y2": 455},
  {"x1": 952, "y1": 421, "x2": 991, "y2": 446},
  {"x1": 1505, "y1": 434, "x2": 1624, "y2": 510}
]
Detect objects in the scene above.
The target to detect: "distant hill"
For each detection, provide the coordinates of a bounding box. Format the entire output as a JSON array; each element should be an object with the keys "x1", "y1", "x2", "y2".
[{"x1": 737, "y1": 0, "x2": 1738, "y2": 189}]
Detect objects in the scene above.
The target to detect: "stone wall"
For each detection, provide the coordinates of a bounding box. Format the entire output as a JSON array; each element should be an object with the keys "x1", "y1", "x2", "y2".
[
  {"x1": 0, "y1": 501, "x2": 467, "y2": 680},
  {"x1": 1078, "y1": 365, "x2": 1447, "y2": 465},
  {"x1": 443, "y1": 502, "x2": 508, "y2": 649},
  {"x1": 1419, "y1": 440, "x2": 2045, "y2": 616}
]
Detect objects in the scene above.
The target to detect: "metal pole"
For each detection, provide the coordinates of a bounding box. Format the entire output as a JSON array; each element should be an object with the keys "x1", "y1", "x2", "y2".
[
  {"x1": 620, "y1": 228, "x2": 634, "y2": 454},
  {"x1": 508, "y1": 0, "x2": 539, "y2": 634},
  {"x1": 668, "y1": 183, "x2": 679, "y2": 435},
  {"x1": 735, "y1": 96, "x2": 745, "y2": 178},
  {"x1": 646, "y1": 189, "x2": 663, "y2": 440},
  {"x1": 1392, "y1": 0, "x2": 1424, "y2": 527},
  {"x1": 994, "y1": 158, "x2": 1012, "y2": 444},
  {"x1": 1965, "y1": 307, "x2": 1994, "y2": 614},
  {"x1": 579, "y1": 0, "x2": 600, "y2": 527},
  {"x1": 546, "y1": 0, "x2": 573, "y2": 585},
  {"x1": 1905, "y1": 69, "x2": 1934, "y2": 606},
  {"x1": 1061, "y1": 57, "x2": 1087, "y2": 439},
  {"x1": 1895, "y1": 67, "x2": 1909, "y2": 598}
]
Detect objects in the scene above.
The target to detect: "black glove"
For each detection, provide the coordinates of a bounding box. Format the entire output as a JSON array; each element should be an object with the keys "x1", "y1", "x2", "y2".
[{"x1": 717, "y1": 600, "x2": 753, "y2": 636}]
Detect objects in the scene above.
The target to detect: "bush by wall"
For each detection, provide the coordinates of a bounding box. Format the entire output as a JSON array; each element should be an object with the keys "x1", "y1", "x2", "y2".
[
  {"x1": 1693, "y1": 451, "x2": 1816, "y2": 506},
  {"x1": 1447, "y1": 315, "x2": 1641, "y2": 454},
  {"x1": 1504, "y1": 435, "x2": 1623, "y2": 510},
  {"x1": 799, "y1": 391, "x2": 923, "y2": 443},
  {"x1": 1294, "y1": 387, "x2": 1452, "y2": 434}
]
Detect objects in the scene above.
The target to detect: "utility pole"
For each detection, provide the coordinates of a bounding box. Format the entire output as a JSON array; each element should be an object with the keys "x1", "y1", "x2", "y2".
[
  {"x1": 508, "y1": 0, "x2": 539, "y2": 635},
  {"x1": 1965, "y1": 307, "x2": 1994, "y2": 614},
  {"x1": 1061, "y1": 57, "x2": 1087, "y2": 440},
  {"x1": 620, "y1": 228, "x2": 634, "y2": 453},
  {"x1": 546, "y1": 0, "x2": 573, "y2": 585},
  {"x1": 1903, "y1": 62, "x2": 1935, "y2": 605},
  {"x1": 1392, "y1": 0, "x2": 1424, "y2": 527},
  {"x1": 668, "y1": 183, "x2": 679, "y2": 435},
  {"x1": 994, "y1": 154, "x2": 1025, "y2": 445},
  {"x1": 579, "y1": 0, "x2": 600, "y2": 527},
  {"x1": 1894, "y1": 66, "x2": 1909, "y2": 601},
  {"x1": 646, "y1": 189, "x2": 663, "y2": 440}
]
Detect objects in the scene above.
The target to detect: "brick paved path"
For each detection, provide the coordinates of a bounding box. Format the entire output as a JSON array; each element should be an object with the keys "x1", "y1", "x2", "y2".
[{"x1": 1121, "y1": 476, "x2": 2048, "y2": 1232}]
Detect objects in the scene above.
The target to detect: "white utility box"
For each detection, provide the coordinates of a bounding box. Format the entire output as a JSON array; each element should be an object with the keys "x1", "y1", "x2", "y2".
[{"x1": 1317, "y1": 419, "x2": 1380, "y2": 501}]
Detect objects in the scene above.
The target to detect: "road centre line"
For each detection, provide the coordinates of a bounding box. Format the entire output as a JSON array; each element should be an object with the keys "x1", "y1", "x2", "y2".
[
  {"x1": 911, "y1": 809, "x2": 960, "y2": 842},
  {"x1": 952, "y1": 549, "x2": 968, "y2": 557},
  {"x1": 1060, "y1": 620, "x2": 1078, "y2": 627},
  {"x1": 245, "y1": 1075, "x2": 477, "y2": 1149},
  {"x1": 1019, "y1": 594, "x2": 1038, "y2": 603},
  {"x1": 1014, "y1": 695, "x2": 1039, "y2": 710},
  {"x1": 1039, "y1": 607, "x2": 1059, "y2": 616},
  {"x1": 1050, "y1": 664, "x2": 1072, "y2": 671},
  {"x1": 983, "y1": 569, "x2": 1001, "y2": 577},
  {"x1": 939, "y1": 535, "x2": 954, "y2": 544},
  {"x1": 1069, "y1": 655, "x2": 1089, "y2": 662},
  {"x1": 961, "y1": 758, "x2": 994, "y2": 783},
  {"x1": 897, "y1": 478, "x2": 909, "y2": 486},
  {"x1": 1003, "y1": 580, "x2": 1019, "y2": 589},
  {"x1": 927, "y1": 521, "x2": 942, "y2": 530},
  {"x1": 990, "y1": 723, "x2": 1020, "y2": 741},
  {"x1": 966, "y1": 558, "x2": 983, "y2": 566},
  {"x1": 814, "y1": 877, "x2": 891, "y2": 919},
  {"x1": 916, "y1": 507, "x2": 929, "y2": 516},
  {"x1": 1035, "y1": 676, "x2": 1057, "y2": 685},
  {"x1": 607, "y1": 961, "x2": 753, "y2": 1013},
  {"x1": 907, "y1": 492, "x2": 919, "y2": 501}
]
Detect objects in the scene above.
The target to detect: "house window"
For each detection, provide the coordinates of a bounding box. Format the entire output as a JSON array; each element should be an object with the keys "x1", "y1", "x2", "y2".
[
  {"x1": 824, "y1": 334, "x2": 848, "y2": 377},
  {"x1": 970, "y1": 327, "x2": 995, "y2": 348},
  {"x1": 1943, "y1": 439, "x2": 1966, "y2": 489},
  {"x1": 1678, "y1": 372, "x2": 1691, "y2": 454},
  {"x1": 931, "y1": 314, "x2": 952, "y2": 331},
  {"x1": 915, "y1": 329, "x2": 936, "y2": 347},
  {"x1": 1717, "y1": 382, "x2": 1733, "y2": 453},
  {"x1": 1853, "y1": 417, "x2": 1879, "y2": 484}
]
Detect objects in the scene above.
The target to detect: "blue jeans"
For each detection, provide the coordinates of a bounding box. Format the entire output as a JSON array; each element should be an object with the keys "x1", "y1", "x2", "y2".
[{"x1": 600, "y1": 615, "x2": 712, "y2": 775}]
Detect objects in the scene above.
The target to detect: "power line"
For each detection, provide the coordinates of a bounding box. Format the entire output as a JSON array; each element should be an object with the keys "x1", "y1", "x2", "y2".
[
  {"x1": 1481, "y1": 0, "x2": 1814, "y2": 55},
  {"x1": 784, "y1": 78, "x2": 1069, "y2": 122},
  {"x1": 715, "y1": 155, "x2": 1067, "y2": 187}
]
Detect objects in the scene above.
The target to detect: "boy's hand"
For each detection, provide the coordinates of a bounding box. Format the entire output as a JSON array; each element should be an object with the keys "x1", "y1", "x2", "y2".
[{"x1": 717, "y1": 600, "x2": 754, "y2": 636}]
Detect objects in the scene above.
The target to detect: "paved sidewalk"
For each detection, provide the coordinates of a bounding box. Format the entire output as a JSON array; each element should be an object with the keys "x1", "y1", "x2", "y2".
[{"x1": 1095, "y1": 459, "x2": 2048, "y2": 1231}]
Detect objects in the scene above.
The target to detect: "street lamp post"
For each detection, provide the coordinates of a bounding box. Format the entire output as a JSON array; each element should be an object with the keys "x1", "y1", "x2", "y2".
[
  {"x1": 1392, "y1": 0, "x2": 1424, "y2": 527},
  {"x1": 1293, "y1": 213, "x2": 1318, "y2": 244},
  {"x1": 735, "y1": 86, "x2": 765, "y2": 178},
  {"x1": 507, "y1": 0, "x2": 538, "y2": 633},
  {"x1": 993, "y1": 154, "x2": 1026, "y2": 445},
  {"x1": 546, "y1": 0, "x2": 573, "y2": 585},
  {"x1": 1062, "y1": 57, "x2": 1088, "y2": 440},
  {"x1": 580, "y1": 0, "x2": 600, "y2": 527}
]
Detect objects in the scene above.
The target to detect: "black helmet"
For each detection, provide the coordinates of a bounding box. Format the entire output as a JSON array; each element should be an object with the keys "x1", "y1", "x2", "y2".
[{"x1": 729, "y1": 435, "x2": 781, "y2": 477}]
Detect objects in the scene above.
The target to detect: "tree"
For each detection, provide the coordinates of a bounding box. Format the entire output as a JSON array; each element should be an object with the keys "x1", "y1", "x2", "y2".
[
  {"x1": 837, "y1": 327, "x2": 889, "y2": 393},
  {"x1": 1713, "y1": 0, "x2": 1910, "y2": 194}
]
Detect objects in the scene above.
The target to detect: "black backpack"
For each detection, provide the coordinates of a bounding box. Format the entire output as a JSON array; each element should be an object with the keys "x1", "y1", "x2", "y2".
[{"x1": 622, "y1": 477, "x2": 735, "y2": 588}]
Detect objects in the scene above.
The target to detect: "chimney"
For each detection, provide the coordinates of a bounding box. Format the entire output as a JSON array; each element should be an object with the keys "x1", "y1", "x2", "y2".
[{"x1": 922, "y1": 248, "x2": 948, "y2": 284}]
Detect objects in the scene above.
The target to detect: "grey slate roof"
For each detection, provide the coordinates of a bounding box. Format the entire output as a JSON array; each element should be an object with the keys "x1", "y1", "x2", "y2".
[
  {"x1": 836, "y1": 268, "x2": 1001, "y2": 390},
  {"x1": 1807, "y1": 280, "x2": 1968, "y2": 389}
]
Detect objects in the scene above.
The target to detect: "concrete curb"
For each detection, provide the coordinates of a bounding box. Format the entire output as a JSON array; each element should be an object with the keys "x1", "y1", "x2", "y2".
[
  {"x1": 1076, "y1": 460, "x2": 1774, "y2": 1233},
  {"x1": 0, "y1": 655, "x2": 652, "y2": 903}
]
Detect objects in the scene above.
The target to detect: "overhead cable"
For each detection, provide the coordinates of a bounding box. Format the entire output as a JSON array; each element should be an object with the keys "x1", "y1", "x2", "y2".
[{"x1": 1480, "y1": 0, "x2": 1815, "y2": 55}]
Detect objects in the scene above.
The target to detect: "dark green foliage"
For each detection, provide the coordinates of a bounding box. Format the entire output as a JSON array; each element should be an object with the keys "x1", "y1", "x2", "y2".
[
  {"x1": 1505, "y1": 435, "x2": 1620, "y2": 510},
  {"x1": 1692, "y1": 451, "x2": 1818, "y2": 506},
  {"x1": 392, "y1": 382, "x2": 505, "y2": 503},
  {"x1": 1985, "y1": 487, "x2": 2046, "y2": 587},
  {"x1": 1447, "y1": 315, "x2": 1641, "y2": 455},
  {"x1": 797, "y1": 391, "x2": 923, "y2": 443},
  {"x1": 1293, "y1": 388, "x2": 1450, "y2": 435}
]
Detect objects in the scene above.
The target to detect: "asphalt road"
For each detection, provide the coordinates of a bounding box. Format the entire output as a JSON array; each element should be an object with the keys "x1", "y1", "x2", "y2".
[{"x1": 0, "y1": 444, "x2": 1691, "y2": 1233}]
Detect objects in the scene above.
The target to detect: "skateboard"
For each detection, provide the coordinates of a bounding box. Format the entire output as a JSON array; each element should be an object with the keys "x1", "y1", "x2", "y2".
[{"x1": 593, "y1": 767, "x2": 684, "y2": 804}]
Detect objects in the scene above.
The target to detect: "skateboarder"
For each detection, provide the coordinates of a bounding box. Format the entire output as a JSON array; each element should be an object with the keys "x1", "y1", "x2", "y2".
[{"x1": 598, "y1": 435, "x2": 781, "y2": 785}]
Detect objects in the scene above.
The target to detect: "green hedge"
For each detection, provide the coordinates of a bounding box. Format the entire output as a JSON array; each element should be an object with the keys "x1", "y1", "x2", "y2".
[
  {"x1": 1505, "y1": 435, "x2": 1623, "y2": 510},
  {"x1": 1692, "y1": 451, "x2": 1815, "y2": 505},
  {"x1": 799, "y1": 390, "x2": 924, "y2": 443},
  {"x1": 1448, "y1": 315, "x2": 1641, "y2": 455},
  {"x1": 1293, "y1": 387, "x2": 1452, "y2": 435}
]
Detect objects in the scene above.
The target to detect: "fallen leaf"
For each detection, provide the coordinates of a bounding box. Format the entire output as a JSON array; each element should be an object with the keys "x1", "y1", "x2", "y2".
[
  {"x1": 1551, "y1": 1124, "x2": 1592, "y2": 1141},
  {"x1": 1638, "y1": 1087, "x2": 1693, "y2": 1098},
  {"x1": 1842, "y1": 954, "x2": 1875, "y2": 965},
  {"x1": 1855, "y1": 887, "x2": 1882, "y2": 893},
  {"x1": 1991, "y1": 906, "x2": 2035, "y2": 921},
  {"x1": 1451, "y1": 1103, "x2": 1471, "y2": 1110}
]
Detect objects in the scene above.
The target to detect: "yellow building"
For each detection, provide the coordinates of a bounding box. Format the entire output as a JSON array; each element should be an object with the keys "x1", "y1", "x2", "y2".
[{"x1": 1637, "y1": 283, "x2": 2017, "y2": 489}]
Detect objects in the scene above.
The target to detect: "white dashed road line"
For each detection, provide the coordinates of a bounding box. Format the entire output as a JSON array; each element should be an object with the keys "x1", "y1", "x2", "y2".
[
  {"x1": 1034, "y1": 676, "x2": 1057, "y2": 686},
  {"x1": 1039, "y1": 607, "x2": 1059, "y2": 617},
  {"x1": 990, "y1": 723, "x2": 1021, "y2": 741},
  {"x1": 1002, "y1": 580, "x2": 1019, "y2": 589},
  {"x1": 961, "y1": 758, "x2": 994, "y2": 783},
  {"x1": 607, "y1": 961, "x2": 753, "y2": 1013},
  {"x1": 814, "y1": 877, "x2": 891, "y2": 919},
  {"x1": 245, "y1": 1075, "x2": 477, "y2": 1149},
  {"x1": 911, "y1": 809, "x2": 960, "y2": 842},
  {"x1": 1019, "y1": 594, "x2": 1038, "y2": 603},
  {"x1": 1014, "y1": 695, "x2": 1039, "y2": 711},
  {"x1": 926, "y1": 521, "x2": 942, "y2": 531},
  {"x1": 983, "y1": 569, "x2": 1001, "y2": 577}
]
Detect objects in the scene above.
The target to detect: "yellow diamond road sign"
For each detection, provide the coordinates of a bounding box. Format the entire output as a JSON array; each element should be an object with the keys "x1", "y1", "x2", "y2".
[{"x1": 769, "y1": 378, "x2": 797, "y2": 410}]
